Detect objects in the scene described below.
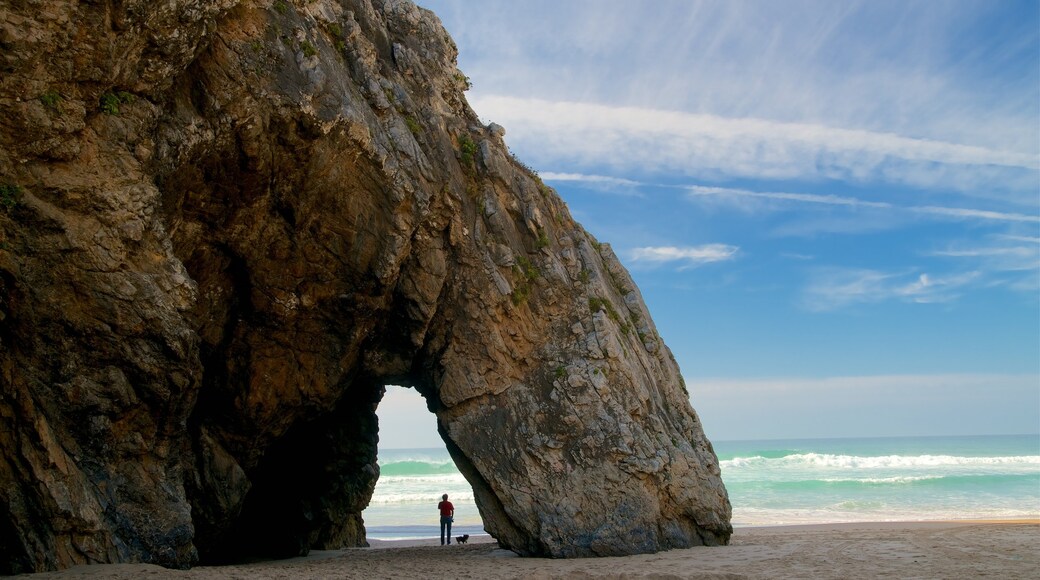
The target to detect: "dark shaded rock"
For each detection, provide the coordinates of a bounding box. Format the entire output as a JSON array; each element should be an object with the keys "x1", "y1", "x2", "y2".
[{"x1": 0, "y1": 0, "x2": 731, "y2": 572}]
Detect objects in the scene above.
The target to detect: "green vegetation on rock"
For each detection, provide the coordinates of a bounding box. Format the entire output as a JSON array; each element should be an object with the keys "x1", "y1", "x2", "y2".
[
  {"x1": 0, "y1": 184, "x2": 21, "y2": 212},
  {"x1": 39, "y1": 91, "x2": 62, "y2": 112},
  {"x1": 99, "y1": 91, "x2": 135, "y2": 115},
  {"x1": 458, "y1": 134, "x2": 477, "y2": 167}
]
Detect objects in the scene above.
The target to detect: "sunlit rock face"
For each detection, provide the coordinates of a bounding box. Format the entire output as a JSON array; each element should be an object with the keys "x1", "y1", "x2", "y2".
[{"x1": 0, "y1": 0, "x2": 731, "y2": 572}]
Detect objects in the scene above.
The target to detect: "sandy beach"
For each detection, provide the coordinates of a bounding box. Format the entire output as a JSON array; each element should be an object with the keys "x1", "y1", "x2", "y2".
[{"x1": 22, "y1": 519, "x2": 1039, "y2": 579}]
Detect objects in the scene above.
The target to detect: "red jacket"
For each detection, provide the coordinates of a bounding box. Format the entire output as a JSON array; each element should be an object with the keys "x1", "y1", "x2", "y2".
[{"x1": 438, "y1": 500, "x2": 454, "y2": 517}]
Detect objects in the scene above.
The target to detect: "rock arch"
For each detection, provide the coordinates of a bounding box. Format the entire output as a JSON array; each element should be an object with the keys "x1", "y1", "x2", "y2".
[{"x1": 0, "y1": 0, "x2": 730, "y2": 572}]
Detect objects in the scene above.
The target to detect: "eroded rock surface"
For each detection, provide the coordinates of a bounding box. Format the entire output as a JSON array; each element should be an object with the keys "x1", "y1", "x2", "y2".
[{"x1": 0, "y1": 0, "x2": 731, "y2": 572}]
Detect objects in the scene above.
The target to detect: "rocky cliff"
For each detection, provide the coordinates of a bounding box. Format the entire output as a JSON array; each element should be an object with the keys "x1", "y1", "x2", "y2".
[{"x1": 0, "y1": 0, "x2": 731, "y2": 572}]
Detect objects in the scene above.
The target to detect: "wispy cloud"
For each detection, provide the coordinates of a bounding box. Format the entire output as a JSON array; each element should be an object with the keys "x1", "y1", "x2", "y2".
[
  {"x1": 686, "y1": 184, "x2": 1040, "y2": 224},
  {"x1": 448, "y1": 1, "x2": 1038, "y2": 157},
  {"x1": 910, "y1": 206, "x2": 1040, "y2": 223},
  {"x1": 927, "y1": 240, "x2": 1040, "y2": 290},
  {"x1": 476, "y1": 95, "x2": 1038, "y2": 201},
  {"x1": 996, "y1": 235, "x2": 1040, "y2": 244},
  {"x1": 629, "y1": 244, "x2": 739, "y2": 268},
  {"x1": 541, "y1": 172, "x2": 642, "y2": 187},
  {"x1": 802, "y1": 268, "x2": 980, "y2": 311},
  {"x1": 541, "y1": 172, "x2": 645, "y2": 196},
  {"x1": 687, "y1": 184, "x2": 892, "y2": 209},
  {"x1": 930, "y1": 247, "x2": 1036, "y2": 259},
  {"x1": 546, "y1": 177, "x2": 1037, "y2": 226},
  {"x1": 795, "y1": 238, "x2": 1038, "y2": 311}
]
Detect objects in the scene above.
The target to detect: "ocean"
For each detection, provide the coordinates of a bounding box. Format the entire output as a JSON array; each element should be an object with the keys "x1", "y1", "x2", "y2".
[{"x1": 363, "y1": 434, "x2": 1040, "y2": 540}]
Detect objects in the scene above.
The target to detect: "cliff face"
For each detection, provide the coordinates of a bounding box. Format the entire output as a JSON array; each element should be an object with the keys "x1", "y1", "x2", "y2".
[{"x1": 0, "y1": 0, "x2": 731, "y2": 572}]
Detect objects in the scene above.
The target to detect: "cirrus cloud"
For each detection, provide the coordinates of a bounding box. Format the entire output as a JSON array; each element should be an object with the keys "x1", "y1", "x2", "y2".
[
  {"x1": 802, "y1": 268, "x2": 981, "y2": 311},
  {"x1": 629, "y1": 244, "x2": 740, "y2": 268},
  {"x1": 685, "y1": 184, "x2": 1040, "y2": 223},
  {"x1": 474, "y1": 95, "x2": 1039, "y2": 203}
]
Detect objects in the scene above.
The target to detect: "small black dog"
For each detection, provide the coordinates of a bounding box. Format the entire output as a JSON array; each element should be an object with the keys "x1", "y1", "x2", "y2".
[{"x1": 455, "y1": 534, "x2": 469, "y2": 544}]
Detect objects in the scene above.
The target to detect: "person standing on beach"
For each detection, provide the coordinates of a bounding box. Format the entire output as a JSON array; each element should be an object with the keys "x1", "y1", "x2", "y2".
[{"x1": 438, "y1": 493, "x2": 454, "y2": 545}]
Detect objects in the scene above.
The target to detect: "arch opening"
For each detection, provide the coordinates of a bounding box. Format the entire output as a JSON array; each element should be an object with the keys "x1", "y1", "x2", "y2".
[
  {"x1": 189, "y1": 377, "x2": 384, "y2": 564},
  {"x1": 365, "y1": 385, "x2": 487, "y2": 543}
]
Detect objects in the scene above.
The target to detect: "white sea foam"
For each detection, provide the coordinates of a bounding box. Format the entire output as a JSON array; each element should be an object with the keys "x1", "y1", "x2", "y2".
[
  {"x1": 376, "y1": 474, "x2": 468, "y2": 485},
  {"x1": 379, "y1": 457, "x2": 456, "y2": 466},
  {"x1": 721, "y1": 453, "x2": 1040, "y2": 471},
  {"x1": 368, "y1": 491, "x2": 476, "y2": 505},
  {"x1": 817, "y1": 475, "x2": 946, "y2": 484}
]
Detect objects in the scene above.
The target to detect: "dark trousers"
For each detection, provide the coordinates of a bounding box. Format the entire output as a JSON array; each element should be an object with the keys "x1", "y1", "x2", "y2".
[{"x1": 440, "y1": 516, "x2": 452, "y2": 545}]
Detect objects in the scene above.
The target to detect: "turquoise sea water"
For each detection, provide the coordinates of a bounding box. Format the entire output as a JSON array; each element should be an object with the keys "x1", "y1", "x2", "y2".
[{"x1": 363, "y1": 435, "x2": 1040, "y2": 540}]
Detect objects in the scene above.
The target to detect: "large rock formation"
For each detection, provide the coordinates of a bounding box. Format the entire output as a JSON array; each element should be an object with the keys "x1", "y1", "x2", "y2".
[{"x1": 0, "y1": 0, "x2": 731, "y2": 572}]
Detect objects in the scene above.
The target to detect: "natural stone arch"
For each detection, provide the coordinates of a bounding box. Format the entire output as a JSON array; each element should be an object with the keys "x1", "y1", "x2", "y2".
[{"x1": 0, "y1": 0, "x2": 731, "y2": 572}]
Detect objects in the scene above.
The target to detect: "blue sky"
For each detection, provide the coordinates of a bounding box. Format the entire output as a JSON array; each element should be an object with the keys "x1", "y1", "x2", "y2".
[{"x1": 378, "y1": 0, "x2": 1040, "y2": 447}]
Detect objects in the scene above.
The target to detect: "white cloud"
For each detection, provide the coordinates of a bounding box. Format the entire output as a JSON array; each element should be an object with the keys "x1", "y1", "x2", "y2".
[
  {"x1": 685, "y1": 183, "x2": 1040, "y2": 224},
  {"x1": 629, "y1": 244, "x2": 739, "y2": 267},
  {"x1": 794, "y1": 240, "x2": 1038, "y2": 310},
  {"x1": 802, "y1": 268, "x2": 980, "y2": 311},
  {"x1": 541, "y1": 172, "x2": 645, "y2": 196},
  {"x1": 446, "y1": 1, "x2": 1038, "y2": 158},
  {"x1": 541, "y1": 172, "x2": 642, "y2": 187},
  {"x1": 475, "y1": 95, "x2": 1038, "y2": 199},
  {"x1": 928, "y1": 242, "x2": 1040, "y2": 280},
  {"x1": 892, "y1": 273, "x2": 971, "y2": 303},
  {"x1": 911, "y1": 206, "x2": 1040, "y2": 223},
  {"x1": 687, "y1": 184, "x2": 892, "y2": 209},
  {"x1": 930, "y1": 247, "x2": 1036, "y2": 259},
  {"x1": 995, "y1": 235, "x2": 1040, "y2": 244}
]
